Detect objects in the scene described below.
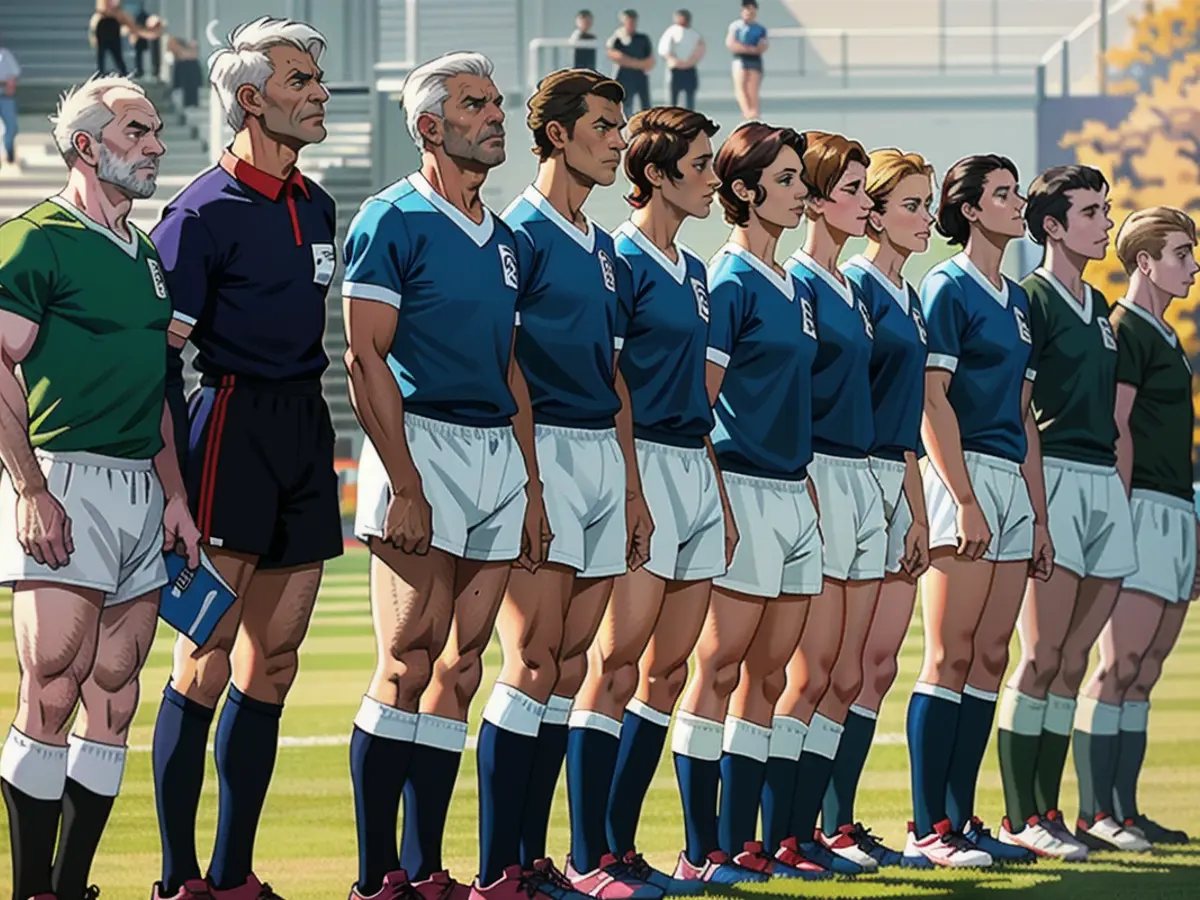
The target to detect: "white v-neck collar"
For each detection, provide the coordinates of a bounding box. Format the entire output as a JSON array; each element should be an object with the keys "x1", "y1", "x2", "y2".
[
  {"x1": 790, "y1": 249, "x2": 854, "y2": 307},
  {"x1": 718, "y1": 243, "x2": 794, "y2": 301},
  {"x1": 615, "y1": 221, "x2": 688, "y2": 284},
  {"x1": 48, "y1": 195, "x2": 140, "y2": 258},
  {"x1": 952, "y1": 252, "x2": 1009, "y2": 308},
  {"x1": 1118, "y1": 297, "x2": 1178, "y2": 347},
  {"x1": 844, "y1": 253, "x2": 909, "y2": 314},
  {"x1": 1035, "y1": 267, "x2": 1093, "y2": 324},
  {"x1": 522, "y1": 185, "x2": 595, "y2": 253},
  {"x1": 409, "y1": 172, "x2": 494, "y2": 247}
]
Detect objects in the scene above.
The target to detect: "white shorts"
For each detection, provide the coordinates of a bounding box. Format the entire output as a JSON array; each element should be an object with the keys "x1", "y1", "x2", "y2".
[
  {"x1": 809, "y1": 453, "x2": 886, "y2": 581},
  {"x1": 1121, "y1": 489, "x2": 1196, "y2": 604},
  {"x1": 869, "y1": 457, "x2": 913, "y2": 576},
  {"x1": 0, "y1": 450, "x2": 167, "y2": 607},
  {"x1": 1043, "y1": 457, "x2": 1137, "y2": 580},
  {"x1": 715, "y1": 472, "x2": 823, "y2": 599},
  {"x1": 355, "y1": 415, "x2": 527, "y2": 561},
  {"x1": 537, "y1": 424, "x2": 627, "y2": 579},
  {"x1": 638, "y1": 441, "x2": 726, "y2": 582},
  {"x1": 925, "y1": 451, "x2": 1034, "y2": 562}
]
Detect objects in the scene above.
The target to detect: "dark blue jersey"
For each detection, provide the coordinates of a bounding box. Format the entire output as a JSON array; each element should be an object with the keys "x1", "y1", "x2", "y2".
[
  {"x1": 708, "y1": 244, "x2": 819, "y2": 480},
  {"x1": 342, "y1": 172, "x2": 519, "y2": 428},
  {"x1": 921, "y1": 252, "x2": 1033, "y2": 464},
  {"x1": 503, "y1": 186, "x2": 625, "y2": 429},
  {"x1": 613, "y1": 222, "x2": 715, "y2": 448},
  {"x1": 152, "y1": 152, "x2": 336, "y2": 381},
  {"x1": 787, "y1": 250, "x2": 875, "y2": 458},
  {"x1": 843, "y1": 254, "x2": 927, "y2": 460}
]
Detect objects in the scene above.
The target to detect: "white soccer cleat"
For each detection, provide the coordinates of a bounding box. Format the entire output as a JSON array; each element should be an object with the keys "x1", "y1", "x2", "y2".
[
  {"x1": 1000, "y1": 816, "x2": 1089, "y2": 862},
  {"x1": 1041, "y1": 809, "x2": 1092, "y2": 859},
  {"x1": 1077, "y1": 815, "x2": 1153, "y2": 852},
  {"x1": 817, "y1": 825, "x2": 880, "y2": 872},
  {"x1": 903, "y1": 819, "x2": 994, "y2": 869}
]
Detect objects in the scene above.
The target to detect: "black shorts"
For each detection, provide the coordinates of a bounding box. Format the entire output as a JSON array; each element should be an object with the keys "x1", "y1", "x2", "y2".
[{"x1": 186, "y1": 374, "x2": 343, "y2": 569}]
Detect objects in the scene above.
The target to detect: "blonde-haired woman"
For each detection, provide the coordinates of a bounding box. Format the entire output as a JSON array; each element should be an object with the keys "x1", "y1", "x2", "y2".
[{"x1": 819, "y1": 149, "x2": 935, "y2": 863}]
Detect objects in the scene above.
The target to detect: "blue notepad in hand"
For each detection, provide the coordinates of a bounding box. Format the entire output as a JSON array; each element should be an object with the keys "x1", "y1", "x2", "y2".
[{"x1": 159, "y1": 550, "x2": 237, "y2": 646}]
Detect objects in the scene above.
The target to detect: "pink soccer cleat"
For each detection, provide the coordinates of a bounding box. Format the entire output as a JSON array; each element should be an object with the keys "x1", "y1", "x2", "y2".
[
  {"x1": 208, "y1": 874, "x2": 284, "y2": 900},
  {"x1": 349, "y1": 869, "x2": 423, "y2": 900},
  {"x1": 152, "y1": 879, "x2": 212, "y2": 899},
  {"x1": 413, "y1": 871, "x2": 470, "y2": 900},
  {"x1": 565, "y1": 853, "x2": 662, "y2": 899}
]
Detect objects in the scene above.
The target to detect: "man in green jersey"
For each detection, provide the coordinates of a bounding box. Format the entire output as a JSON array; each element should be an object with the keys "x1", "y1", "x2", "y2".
[
  {"x1": 995, "y1": 165, "x2": 1141, "y2": 859},
  {"x1": 1075, "y1": 206, "x2": 1200, "y2": 851},
  {"x1": 0, "y1": 74, "x2": 200, "y2": 900}
]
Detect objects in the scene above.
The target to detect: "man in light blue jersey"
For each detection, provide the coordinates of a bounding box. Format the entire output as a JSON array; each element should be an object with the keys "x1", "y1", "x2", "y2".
[
  {"x1": 473, "y1": 67, "x2": 657, "y2": 900},
  {"x1": 341, "y1": 51, "x2": 546, "y2": 900}
]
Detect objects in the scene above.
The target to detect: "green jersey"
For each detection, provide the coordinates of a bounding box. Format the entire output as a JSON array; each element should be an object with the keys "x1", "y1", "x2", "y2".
[
  {"x1": 1023, "y1": 269, "x2": 1119, "y2": 467},
  {"x1": 1111, "y1": 299, "x2": 1194, "y2": 501},
  {"x1": 0, "y1": 198, "x2": 169, "y2": 459}
]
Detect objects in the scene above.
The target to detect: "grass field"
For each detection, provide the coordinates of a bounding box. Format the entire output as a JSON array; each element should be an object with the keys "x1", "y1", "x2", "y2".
[{"x1": 3, "y1": 545, "x2": 1200, "y2": 898}]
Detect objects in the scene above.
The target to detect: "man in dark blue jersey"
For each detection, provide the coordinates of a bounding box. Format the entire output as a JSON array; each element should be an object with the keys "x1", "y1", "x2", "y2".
[{"x1": 148, "y1": 17, "x2": 341, "y2": 900}]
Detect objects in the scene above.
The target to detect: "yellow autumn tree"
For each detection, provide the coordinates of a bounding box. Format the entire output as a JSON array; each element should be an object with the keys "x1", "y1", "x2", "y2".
[
  {"x1": 1061, "y1": 3, "x2": 1200, "y2": 459},
  {"x1": 1107, "y1": 0, "x2": 1200, "y2": 94}
]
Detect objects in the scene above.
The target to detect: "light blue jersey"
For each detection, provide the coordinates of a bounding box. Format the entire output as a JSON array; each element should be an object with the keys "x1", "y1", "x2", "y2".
[
  {"x1": 788, "y1": 250, "x2": 876, "y2": 458},
  {"x1": 503, "y1": 186, "x2": 626, "y2": 429},
  {"x1": 613, "y1": 222, "x2": 715, "y2": 449},
  {"x1": 843, "y1": 255, "x2": 928, "y2": 461},
  {"x1": 342, "y1": 172, "x2": 519, "y2": 427},
  {"x1": 707, "y1": 244, "x2": 819, "y2": 480},
  {"x1": 921, "y1": 252, "x2": 1033, "y2": 464}
]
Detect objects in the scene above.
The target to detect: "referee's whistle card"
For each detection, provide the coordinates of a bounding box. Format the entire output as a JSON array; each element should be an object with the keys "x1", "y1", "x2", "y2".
[{"x1": 159, "y1": 550, "x2": 237, "y2": 646}]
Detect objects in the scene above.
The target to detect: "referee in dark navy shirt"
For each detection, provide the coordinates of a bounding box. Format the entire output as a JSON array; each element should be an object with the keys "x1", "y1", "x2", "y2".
[
  {"x1": 607, "y1": 8, "x2": 655, "y2": 116},
  {"x1": 146, "y1": 16, "x2": 344, "y2": 900}
]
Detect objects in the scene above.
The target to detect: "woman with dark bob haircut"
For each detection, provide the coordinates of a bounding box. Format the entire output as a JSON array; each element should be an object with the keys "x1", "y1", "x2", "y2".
[
  {"x1": 902, "y1": 154, "x2": 1050, "y2": 868},
  {"x1": 670, "y1": 121, "x2": 830, "y2": 883}
]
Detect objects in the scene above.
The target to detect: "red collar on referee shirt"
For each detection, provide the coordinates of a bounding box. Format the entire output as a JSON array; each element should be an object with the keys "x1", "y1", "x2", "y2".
[{"x1": 220, "y1": 150, "x2": 311, "y2": 201}]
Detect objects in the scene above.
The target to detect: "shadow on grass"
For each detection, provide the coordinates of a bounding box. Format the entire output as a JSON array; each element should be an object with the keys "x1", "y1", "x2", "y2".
[{"x1": 706, "y1": 845, "x2": 1200, "y2": 898}]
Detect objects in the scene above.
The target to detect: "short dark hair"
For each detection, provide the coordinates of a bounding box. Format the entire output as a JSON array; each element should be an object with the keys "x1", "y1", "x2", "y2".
[
  {"x1": 622, "y1": 8, "x2": 638, "y2": 18},
  {"x1": 577, "y1": 9, "x2": 592, "y2": 17},
  {"x1": 1024, "y1": 165, "x2": 1109, "y2": 245},
  {"x1": 676, "y1": 9, "x2": 692, "y2": 24},
  {"x1": 624, "y1": 107, "x2": 720, "y2": 208},
  {"x1": 743, "y1": 1, "x2": 758, "y2": 7},
  {"x1": 527, "y1": 68, "x2": 625, "y2": 161},
  {"x1": 715, "y1": 122, "x2": 807, "y2": 227},
  {"x1": 935, "y1": 154, "x2": 1020, "y2": 246}
]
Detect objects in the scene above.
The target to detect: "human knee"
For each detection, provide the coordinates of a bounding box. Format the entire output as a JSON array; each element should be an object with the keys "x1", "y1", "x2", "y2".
[
  {"x1": 21, "y1": 667, "x2": 83, "y2": 736},
  {"x1": 710, "y1": 660, "x2": 742, "y2": 701},
  {"x1": 599, "y1": 660, "x2": 641, "y2": 708},
  {"x1": 378, "y1": 647, "x2": 433, "y2": 709},
  {"x1": 798, "y1": 656, "x2": 834, "y2": 707},
  {"x1": 928, "y1": 646, "x2": 971, "y2": 688},
  {"x1": 434, "y1": 647, "x2": 487, "y2": 708},
  {"x1": 646, "y1": 660, "x2": 689, "y2": 710},
  {"x1": 1028, "y1": 643, "x2": 1064, "y2": 692},
  {"x1": 245, "y1": 648, "x2": 300, "y2": 705},
  {"x1": 869, "y1": 654, "x2": 899, "y2": 699},
  {"x1": 827, "y1": 659, "x2": 865, "y2": 709},
  {"x1": 761, "y1": 668, "x2": 788, "y2": 708}
]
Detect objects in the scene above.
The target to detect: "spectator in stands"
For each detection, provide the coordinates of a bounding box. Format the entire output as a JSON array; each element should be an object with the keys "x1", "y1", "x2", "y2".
[
  {"x1": 728, "y1": 0, "x2": 768, "y2": 120},
  {"x1": 90, "y1": 0, "x2": 157, "y2": 77},
  {"x1": 132, "y1": 5, "x2": 165, "y2": 81},
  {"x1": 168, "y1": 33, "x2": 203, "y2": 108},
  {"x1": 658, "y1": 9, "x2": 705, "y2": 109},
  {"x1": 571, "y1": 9, "x2": 598, "y2": 70},
  {"x1": 0, "y1": 33, "x2": 18, "y2": 172},
  {"x1": 607, "y1": 9, "x2": 655, "y2": 116}
]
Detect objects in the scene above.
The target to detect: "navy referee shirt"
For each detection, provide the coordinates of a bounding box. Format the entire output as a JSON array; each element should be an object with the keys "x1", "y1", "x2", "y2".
[{"x1": 152, "y1": 150, "x2": 338, "y2": 382}]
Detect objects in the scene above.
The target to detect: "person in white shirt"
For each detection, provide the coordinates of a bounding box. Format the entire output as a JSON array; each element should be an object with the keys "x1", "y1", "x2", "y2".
[
  {"x1": 0, "y1": 35, "x2": 20, "y2": 169},
  {"x1": 658, "y1": 9, "x2": 705, "y2": 109}
]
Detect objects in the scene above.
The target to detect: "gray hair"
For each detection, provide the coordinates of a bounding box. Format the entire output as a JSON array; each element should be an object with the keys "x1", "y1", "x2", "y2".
[
  {"x1": 49, "y1": 74, "x2": 147, "y2": 165},
  {"x1": 208, "y1": 16, "x2": 326, "y2": 132},
  {"x1": 401, "y1": 52, "x2": 495, "y2": 150}
]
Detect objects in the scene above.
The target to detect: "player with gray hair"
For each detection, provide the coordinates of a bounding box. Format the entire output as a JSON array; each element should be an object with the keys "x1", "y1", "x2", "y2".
[
  {"x1": 148, "y1": 15, "x2": 338, "y2": 900},
  {"x1": 0, "y1": 73, "x2": 200, "y2": 900}
]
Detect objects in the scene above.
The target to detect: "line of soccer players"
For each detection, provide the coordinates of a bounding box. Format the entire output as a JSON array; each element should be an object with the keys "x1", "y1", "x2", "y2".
[{"x1": 1, "y1": 14, "x2": 1196, "y2": 900}]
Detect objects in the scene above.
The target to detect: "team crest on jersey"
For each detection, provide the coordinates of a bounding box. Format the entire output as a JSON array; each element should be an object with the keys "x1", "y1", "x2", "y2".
[
  {"x1": 597, "y1": 249, "x2": 616, "y2": 292},
  {"x1": 498, "y1": 244, "x2": 519, "y2": 290},
  {"x1": 857, "y1": 300, "x2": 874, "y2": 339},
  {"x1": 1097, "y1": 317, "x2": 1118, "y2": 352},
  {"x1": 690, "y1": 278, "x2": 710, "y2": 322},
  {"x1": 912, "y1": 308, "x2": 928, "y2": 344},
  {"x1": 146, "y1": 258, "x2": 168, "y2": 300},
  {"x1": 1013, "y1": 307, "x2": 1032, "y2": 344},
  {"x1": 800, "y1": 297, "x2": 818, "y2": 339}
]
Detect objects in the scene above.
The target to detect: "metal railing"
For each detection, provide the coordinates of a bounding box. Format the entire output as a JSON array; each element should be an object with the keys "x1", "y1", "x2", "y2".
[{"x1": 1037, "y1": 0, "x2": 1138, "y2": 98}]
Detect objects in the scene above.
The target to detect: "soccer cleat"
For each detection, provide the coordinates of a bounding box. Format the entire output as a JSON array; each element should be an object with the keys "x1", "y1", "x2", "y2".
[
  {"x1": 349, "y1": 870, "x2": 424, "y2": 900},
  {"x1": 208, "y1": 875, "x2": 285, "y2": 900},
  {"x1": 1125, "y1": 815, "x2": 1190, "y2": 845},
  {"x1": 845, "y1": 823, "x2": 904, "y2": 868},
  {"x1": 903, "y1": 818, "x2": 993, "y2": 869},
  {"x1": 566, "y1": 853, "x2": 663, "y2": 899},
  {"x1": 816, "y1": 825, "x2": 880, "y2": 872},
  {"x1": 795, "y1": 836, "x2": 864, "y2": 876},
  {"x1": 414, "y1": 872, "x2": 470, "y2": 900},
  {"x1": 523, "y1": 859, "x2": 591, "y2": 900},
  {"x1": 471, "y1": 866, "x2": 569, "y2": 900},
  {"x1": 153, "y1": 882, "x2": 213, "y2": 900},
  {"x1": 964, "y1": 817, "x2": 1036, "y2": 864},
  {"x1": 1039, "y1": 811, "x2": 1092, "y2": 860},
  {"x1": 670, "y1": 850, "x2": 768, "y2": 885},
  {"x1": 618, "y1": 851, "x2": 703, "y2": 895},
  {"x1": 731, "y1": 840, "x2": 825, "y2": 880},
  {"x1": 771, "y1": 837, "x2": 834, "y2": 880},
  {"x1": 1075, "y1": 814, "x2": 1152, "y2": 852},
  {"x1": 999, "y1": 816, "x2": 1088, "y2": 862},
  {"x1": 85, "y1": 890, "x2": 102, "y2": 900}
]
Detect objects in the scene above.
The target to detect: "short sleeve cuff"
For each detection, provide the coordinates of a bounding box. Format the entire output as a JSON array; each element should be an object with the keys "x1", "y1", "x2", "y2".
[
  {"x1": 171, "y1": 310, "x2": 198, "y2": 327},
  {"x1": 926, "y1": 353, "x2": 958, "y2": 373},
  {"x1": 613, "y1": 336, "x2": 625, "y2": 352},
  {"x1": 514, "y1": 311, "x2": 521, "y2": 327},
  {"x1": 344, "y1": 281, "x2": 402, "y2": 308},
  {"x1": 1025, "y1": 368, "x2": 1037, "y2": 382},
  {"x1": 706, "y1": 346, "x2": 731, "y2": 368}
]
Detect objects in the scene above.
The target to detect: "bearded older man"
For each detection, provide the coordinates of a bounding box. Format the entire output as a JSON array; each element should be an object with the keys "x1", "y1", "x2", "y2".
[{"x1": 0, "y1": 73, "x2": 200, "y2": 900}]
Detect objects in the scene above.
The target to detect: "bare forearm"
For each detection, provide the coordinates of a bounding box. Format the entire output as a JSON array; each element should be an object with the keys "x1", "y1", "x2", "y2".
[
  {"x1": 703, "y1": 436, "x2": 729, "y2": 507},
  {"x1": 0, "y1": 367, "x2": 44, "y2": 494},
  {"x1": 1022, "y1": 414, "x2": 1049, "y2": 522},
  {"x1": 902, "y1": 451, "x2": 927, "y2": 525},
  {"x1": 1116, "y1": 434, "x2": 1134, "y2": 495},
  {"x1": 346, "y1": 353, "x2": 418, "y2": 487},
  {"x1": 153, "y1": 401, "x2": 186, "y2": 499},
  {"x1": 922, "y1": 398, "x2": 975, "y2": 506},
  {"x1": 508, "y1": 362, "x2": 541, "y2": 488}
]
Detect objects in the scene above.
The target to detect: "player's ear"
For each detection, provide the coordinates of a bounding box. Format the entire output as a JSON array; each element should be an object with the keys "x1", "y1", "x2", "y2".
[
  {"x1": 417, "y1": 112, "x2": 443, "y2": 148},
  {"x1": 1042, "y1": 215, "x2": 1063, "y2": 243},
  {"x1": 866, "y1": 208, "x2": 884, "y2": 234},
  {"x1": 730, "y1": 177, "x2": 754, "y2": 204},
  {"x1": 644, "y1": 162, "x2": 666, "y2": 189},
  {"x1": 236, "y1": 83, "x2": 265, "y2": 121},
  {"x1": 960, "y1": 201, "x2": 981, "y2": 225},
  {"x1": 72, "y1": 130, "x2": 99, "y2": 167},
  {"x1": 1136, "y1": 248, "x2": 1154, "y2": 276},
  {"x1": 544, "y1": 120, "x2": 571, "y2": 152}
]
